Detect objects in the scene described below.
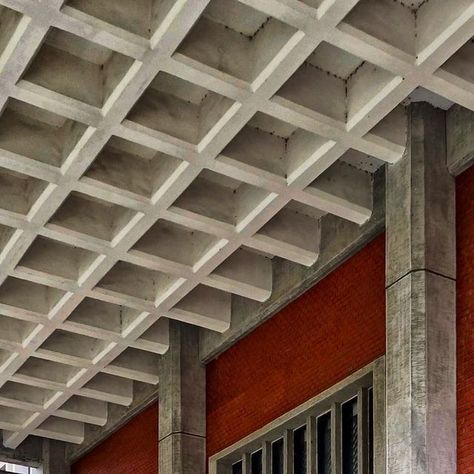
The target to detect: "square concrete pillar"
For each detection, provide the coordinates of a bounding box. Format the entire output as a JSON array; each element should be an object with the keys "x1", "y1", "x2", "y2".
[
  {"x1": 40, "y1": 439, "x2": 71, "y2": 474},
  {"x1": 385, "y1": 103, "x2": 456, "y2": 473},
  {"x1": 159, "y1": 321, "x2": 206, "y2": 474}
]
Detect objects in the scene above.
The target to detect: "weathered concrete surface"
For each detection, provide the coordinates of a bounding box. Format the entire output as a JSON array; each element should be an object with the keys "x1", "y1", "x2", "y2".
[
  {"x1": 0, "y1": 436, "x2": 42, "y2": 467},
  {"x1": 159, "y1": 321, "x2": 206, "y2": 474},
  {"x1": 447, "y1": 104, "x2": 474, "y2": 176},
  {"x1": 386, "y1": 104, "x2": 455, "y2": 286},
  {"x1": 200, "y1": 168, "x2": 385, "y2": 363},
  {"x1": 386, "y1": 103, "x2": 456, "y2": 474},
  {"x1": 159, "y1": 433, "x2": 206, "y2": 474},
  {"x1": 386, "y1": 272, "x2": 456, "y2": 473},
  {"x1": 41, "y1": 440, "x2": 71, "y2": 474},
  {"x1": 66, "y1": 381, "x2": 159, "y2": 463}
]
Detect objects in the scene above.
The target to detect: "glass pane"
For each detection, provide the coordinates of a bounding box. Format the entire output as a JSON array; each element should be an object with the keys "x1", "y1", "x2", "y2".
[
  {"x1": 293, "y1": 425, "x2": 307, "y2": 474},
  {"x1": 232, "y1": 460, "x2": 243, "y2": 474},
  {"x1": 0, "y1": 463, "x2": 31, "y2": 474},
  {"x1": 368, "y1": 388, "x2": 374, "y2": 474},
  {"x1": 251, "y1": 450, "x2": 263, "y2": 474},
  {"x1": 317, "y1": 412, "x2": 332, "y2": 474},
  {"x1": 272, "y1": 438, "x2": 284, "y2": 474},
  {"x1": 342, "y1": 398, "x2": 358, "y2": 474}
]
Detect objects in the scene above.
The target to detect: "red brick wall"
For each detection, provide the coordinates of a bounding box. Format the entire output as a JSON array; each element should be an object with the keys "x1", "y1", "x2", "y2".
[
  {"x1": 206, "y1": 234, "x2": 386, "y2": 456},
  {"x1": 72, "y1": 403, "x2": 158, "y2": 474},
  {"x1": 457, "y1": 165, "x2": 474, "y2": 473}
]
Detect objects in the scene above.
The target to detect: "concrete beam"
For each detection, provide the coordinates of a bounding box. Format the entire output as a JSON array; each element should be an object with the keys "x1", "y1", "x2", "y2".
[
  {"x1": 385, "y1": 103, "x2": 456, "y2": 473},
  {"x1": 159, "y1": 321, "x2": 206, "y2": 474},
  {"x1": 447, "y1": 104, "x2": 474, "y2": 176},
  {"x1": 200, "y1": 167, "x2": 384, "y2": 362}
]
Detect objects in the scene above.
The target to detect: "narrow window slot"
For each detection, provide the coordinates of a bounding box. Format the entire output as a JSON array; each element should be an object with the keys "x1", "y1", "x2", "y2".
[
  {"x1": 318, "y1": 412, "x2": 332, "y2": 474},
  {"x1": 342, "y1": 397, "x2": 358, "y2": 474},
  {"x1": 251, "y1": 449, "x2": 263, "y2": 474},
  {"x1": 271, "y1": 438, "x2": 284, "y2": 474},
  {"x1": 293, "y1": 425, "x2": 307, "y2": 474}
]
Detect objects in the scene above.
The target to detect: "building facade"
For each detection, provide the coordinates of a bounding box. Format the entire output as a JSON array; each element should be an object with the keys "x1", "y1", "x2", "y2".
[
  {"x1": 0, "y1": 0, "x2": 472, "y2": 473},
  {"x1": 68, "y1": 159, "x2": 474, "y2": 472}
]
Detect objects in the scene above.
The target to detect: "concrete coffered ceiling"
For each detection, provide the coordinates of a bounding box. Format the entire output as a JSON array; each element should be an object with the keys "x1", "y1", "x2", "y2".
[{"x1": 0, "y1": 0, "x2": 472, "y2": 450}]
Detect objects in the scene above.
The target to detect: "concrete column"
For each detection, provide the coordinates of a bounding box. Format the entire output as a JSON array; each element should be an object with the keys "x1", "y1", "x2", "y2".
[
  {"x1": 159, "y1": 321, "x2": 206, "y2": 474},
  {"x1": 385, "y1": 103, "x2": 456, "y2": 473},
  {"x1": 447, "y1": 104, "x2": 474, "y2": 176},
  {"x1": 40, "y1": 440, "x2": 70, "y2": 474}
]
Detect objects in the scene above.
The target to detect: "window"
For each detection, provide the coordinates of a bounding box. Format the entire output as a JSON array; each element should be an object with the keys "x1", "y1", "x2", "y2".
[
  {"x1": 232, "y1": 461, "x2": 242, "y2": 474},
  {"x1": 368, "y1": 388, "x2": 374, "y2": 474},
  {"x1": 271, "y1": 438, "x2": 284, "y2": 474},
  {"x1": 342, "y1": 398, "x2": 358, "y2": 474},
  {"x1": 251, "y1": 450, "x2": 262, "y2": 474},
  {"x1": 293, "y1": 426, "x2": 306, "y2": 474},
  {"x1": 318, "y1": 412, "x2": 332, "y2": 474},
  {"x1": 209, "y1": 358, "x2": 384, "y2": 474},
  {"x1": 0, "y1": 463, "x2": 40, "y2": 474}
]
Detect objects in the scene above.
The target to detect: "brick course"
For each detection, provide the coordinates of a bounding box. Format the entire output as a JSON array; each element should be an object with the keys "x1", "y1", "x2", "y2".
[
  {"x1": 457, "y1": 165, "x2": 474, "y2": 474},
  {"x1": 71, "y1": 403, "x2": 158, "y2": 474},
  {"x1": 206, "y1": 234, "x2": 386, "y2": 456}
]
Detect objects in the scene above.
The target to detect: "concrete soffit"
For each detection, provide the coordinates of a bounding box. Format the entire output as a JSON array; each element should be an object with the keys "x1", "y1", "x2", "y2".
[{"x1": 0, "y1": 0, "x2": 472, "y2": 463}]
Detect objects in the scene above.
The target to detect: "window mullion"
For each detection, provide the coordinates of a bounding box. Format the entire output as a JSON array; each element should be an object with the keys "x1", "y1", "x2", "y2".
[
  {"x1": 357, "y1": 387, "x2": 369, "y2": 474},
  {"x1": 263, "y1": 441, "x2": 272, "y2": 474},
  {"x1": 242, "y1": 453, "x2": 251, "y2": 474},
  {"x1": 284, "y1": 429, "x2": 293, "y2": 474},
  {"x1": 306, "y1": 416, "x2": 317, "y2": 474},
  {"x1": 331, "y1": 403, "x2": 342, "y2": 474}
]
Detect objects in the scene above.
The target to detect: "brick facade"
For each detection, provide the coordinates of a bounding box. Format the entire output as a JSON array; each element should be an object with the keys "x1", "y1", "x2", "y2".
[
  {"x1": 457, "y1": 165, "x2": 474, "y2": 473},
  {"x1": 71, "y1": 403, "x2": 158, "y2": 474}
]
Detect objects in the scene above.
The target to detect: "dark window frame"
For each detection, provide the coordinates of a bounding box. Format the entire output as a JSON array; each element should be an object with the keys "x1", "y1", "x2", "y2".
[{"x1": 209, "y1": 357, "x2": 385, "y2": 474}]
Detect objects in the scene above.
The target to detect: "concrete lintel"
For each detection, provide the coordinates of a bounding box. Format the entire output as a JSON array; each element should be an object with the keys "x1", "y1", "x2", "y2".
[
  {"x1": 447, "y1": 104, "x2": 474, "y2": 176},
  {"x1": 199, "y1": 168, "x2": 385, "y2": 363}
]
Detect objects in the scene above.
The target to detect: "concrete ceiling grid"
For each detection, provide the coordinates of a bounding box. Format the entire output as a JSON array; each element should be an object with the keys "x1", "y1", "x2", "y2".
[{"x1": 0, "y1": 0, "x2": 470, "y2": 450}]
